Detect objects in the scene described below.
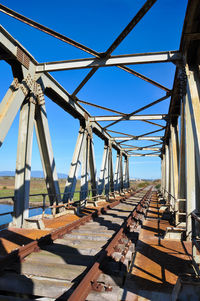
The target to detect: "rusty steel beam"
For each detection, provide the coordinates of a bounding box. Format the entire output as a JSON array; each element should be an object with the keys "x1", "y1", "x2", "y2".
[
  {"x1": 72, "y1": 0, "x2": 157, "y2": 96},
  {"x1": 0, "y1": 4, "x2": 99, "y2": 57}
]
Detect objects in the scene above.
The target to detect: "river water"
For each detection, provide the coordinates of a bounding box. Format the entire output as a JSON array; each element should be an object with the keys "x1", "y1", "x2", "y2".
[{"x1": 0, "y1": 204, "x2": 51, "y2": 228}]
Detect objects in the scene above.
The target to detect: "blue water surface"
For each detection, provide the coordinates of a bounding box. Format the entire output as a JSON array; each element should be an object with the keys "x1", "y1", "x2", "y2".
[{"x1": 0, "y1": 204, "x2": 51, "y2": 228}]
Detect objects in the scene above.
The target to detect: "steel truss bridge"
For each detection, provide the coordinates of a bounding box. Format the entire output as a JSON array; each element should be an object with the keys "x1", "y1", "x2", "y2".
[{"x1": 0, "y1": 0, "x2": 200, "y2": 274}]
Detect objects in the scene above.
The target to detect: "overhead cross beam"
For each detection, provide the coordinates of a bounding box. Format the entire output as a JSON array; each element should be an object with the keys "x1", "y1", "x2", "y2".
[
  {"x1": 103, "y1": 94, "x2": 170, "y2": 129},
  {"x1": 71, "y1": 0, "x2": 158, "y2": 96},
  {"x1": 36, "y1": 51, "x2": 181, "y2": 72},
  {"x1": 0, "y1": 1, "x2": 168, "y2": 97},
  {"x1": 89, "y1": 114, "x2": 167, "y2": 122},
  {"x1": 112, "y1": 136, "x2": 163, "y2": 141},
  {"x1": 124, "y1": 147, "x2": 161, "y2": 151}
]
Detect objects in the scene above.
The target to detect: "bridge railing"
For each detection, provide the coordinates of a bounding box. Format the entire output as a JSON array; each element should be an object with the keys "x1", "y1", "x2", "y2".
[{"x1": 0, "y1": 187, "x2": 131, "y2": 229}]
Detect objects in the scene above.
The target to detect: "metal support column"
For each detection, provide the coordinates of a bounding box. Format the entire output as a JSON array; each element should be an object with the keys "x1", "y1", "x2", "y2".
[
  {"x1": 114, "y1": 151, "x2": 120, "y2": 192},
  {"x1": 88, "y1": 133, "x2": 98, "y2": 197},
  {"x1": 185, "y1": 91, "x2": 196, "y2": 238},
  {"x1": 13, "y1": 96, "x2": 35, "y2": 227},
  {"x1": 186, "y1": 65, "x2": 200, "y2": 213},
  {"x1": 98, "y1": 142, "x2": 109, "y2": 195},
  {"x1": 34, "y1": 102, "x2": 61, "y2": 210},
  {"x1": 123, "y1": 155, "x2": 129, "y2": 189},
  {"x1": 165, "y1": 144, "x2": 170, "y2": 201},
  {"x1": 63, "y1": 126, "x2": 85, "y2": 202},
  {"x1": 80, "y1": 130, "x2": 89, "y2": 201},
  {"x1": 178, "y1": 100, "x2": 186, "y2": 199},
  {"x1": 170, "y1": 123, "x2": 179, "y2": 205}
]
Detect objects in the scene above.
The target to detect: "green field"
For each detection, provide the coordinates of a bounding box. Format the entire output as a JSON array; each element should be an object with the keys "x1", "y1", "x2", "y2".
[{"x1": 0, "y1": 176, "x2": 160, "y2": 205}]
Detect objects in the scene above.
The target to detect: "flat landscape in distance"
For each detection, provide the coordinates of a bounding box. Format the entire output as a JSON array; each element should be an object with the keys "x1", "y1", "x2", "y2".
[{"x1": 0, "y1": 176, "x2": 160, "y2": 205}]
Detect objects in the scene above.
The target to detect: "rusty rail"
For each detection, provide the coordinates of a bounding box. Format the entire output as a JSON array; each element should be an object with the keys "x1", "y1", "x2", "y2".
[
  {"x1": 0, "y1": 189, "x2": 142, "y2": 271},
  {"x1": 67, "y1": 187, "x2": 152, "y2": 301}
]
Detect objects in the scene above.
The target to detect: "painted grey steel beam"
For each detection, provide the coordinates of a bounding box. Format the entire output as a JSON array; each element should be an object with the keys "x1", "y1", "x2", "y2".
[
  {"x1": 36, "y1": 51, "x2": 181, "y2": 73},
  {"x1": 129, "y1": 154, "x2": 160, "y2": 157},
  {"x1": 98, "y1": 144, "x2": 109, "y2": 195},
  {"x1": 186, "y1": 66, "x2": 200, "y2": 192},
  {"x1": 89, "y1": 114, "x2": 167, "y2": 122},
  {"x1": 107, "y1": 144, "x2": 114, "y2": 194},
  {"x1": 124, "y1": 147, "x2": 160, "y2": 151},
  {"x1": 0, "y1": 25, "x2": 37, "y2": 64},
  {"x1": 114, "y1": 152, "x2": 120, "y2": 191},
  {"x1": 0, "y1": 81, "x2": 26, "y2": 146},
  {"x1": 63, "y1": 126, "x2": 86, "y2": 202},
  {"x1": 165, "y1": 144, "x2": 170, "y2": 200},
  {"x1": 178, "y1": 101, "x2": 186, "y2": 199},
  {"x1": 123, "y1": 156, "x2": 129, "y2": 189},
  {"x1": 34, "y1": 103, "x2": 61, "y2": 208},
  {"x1": 170, "y1": 124, "x2": 179, "y2": 200},
  {"x1": 80, "y1": 131, "x2": 89, "y2": 201},
  {"x1": 89, "y1": 135, "x2": 98, "y2": 197},
  {"x1": 119, "y1": 152, "x2": 123, "y2": 191},
  {"x1": 104, "y1": 94, "x2": 170, "y2": 129},
  {"x1": 185, "y1": 91, "x2": 196, "y2": 237},
  {"x1": 13, "y1": 98, "x2": 35, "y2": 228},
  {"x1": 112, "y1": 136, "x2": 163, "y2": 141}
]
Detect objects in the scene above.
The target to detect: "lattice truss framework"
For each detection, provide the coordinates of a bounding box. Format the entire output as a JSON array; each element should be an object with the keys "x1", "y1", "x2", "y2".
[{"x1": 0, "y1": 0, "x2": 200, "y2": 231}]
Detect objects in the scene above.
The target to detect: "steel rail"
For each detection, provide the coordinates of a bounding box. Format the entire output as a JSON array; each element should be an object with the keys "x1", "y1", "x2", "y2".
[
  {"x1": 0, "y1": 189, "x2": 144, "y2": 271},
  {"x1": 67, "y1": 187, "x2": 153, "y2": 301}
]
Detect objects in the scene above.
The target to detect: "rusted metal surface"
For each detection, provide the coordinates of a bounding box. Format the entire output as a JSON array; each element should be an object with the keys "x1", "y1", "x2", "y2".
[
  {"x1": 67, "y1": 188, "x2": 152, "y2": 301},
  {"x1": 0, "y1": 188, "x2": 149, "y2": 300},
  {"x1": 125, "y1": 192, "x2": 194, "y2": 298},
  {"x1": 0, "y1": 192, "x2": 135, "y2": 270}
]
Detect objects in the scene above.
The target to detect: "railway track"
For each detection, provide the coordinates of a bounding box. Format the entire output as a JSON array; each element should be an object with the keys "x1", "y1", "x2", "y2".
[{"x1": 0, "y1": 187, "x2": 153, "y2": 300}]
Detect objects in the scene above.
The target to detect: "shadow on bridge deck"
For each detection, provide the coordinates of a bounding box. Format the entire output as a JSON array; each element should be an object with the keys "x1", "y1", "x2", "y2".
[{"x1": 122, "y1": 197, "x2": 194, "y2": 300}]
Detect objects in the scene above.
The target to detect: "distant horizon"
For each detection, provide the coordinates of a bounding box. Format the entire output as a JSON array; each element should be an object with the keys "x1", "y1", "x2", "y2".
[{"x1": 0, "y1": 170, "x2": 160, "y2": 181}]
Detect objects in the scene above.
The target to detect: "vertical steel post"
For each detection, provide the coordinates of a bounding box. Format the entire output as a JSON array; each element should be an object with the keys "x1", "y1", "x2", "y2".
[
  {"x1": 13, "y1": 96, "x2": 35, "y2": 227},
  {"x1": 171, "y1": 123, "x2": 179, "y2": 199},
  {"x1": 169, "y1": 136, "x2": 174, "y2": 206},
  {"x1": 123, "y1": 155, "x2": 129, "y2": 189},
  {"x1": 34, "y1": 102, "x2": 61, "y2": 210},
  {"x1": 63, "y1": 126, "x2": 85, "y2": 202},
  {"x1": 185, "y1": 91, "x2": 196, "y2": 238},
  {"x1": 106, "y1": 141, "x2": 114, "y2": 195},
  {"x1": 98, "y1": 142, "x2": 109, "y2": 195},
  {"x1": 119, "y1": 151, "x2": 123, "y2": 192},
  {"x1": 114, "y1": 151, "x2": 120, "y2": 192},
  {"x1": 165, "y1": 144, "x2": 170, "y2": 201},
  {"x1": 88, "y1": 132, "x2": 98, "y2": 197},
  {"x1": 178, "y1": 100, "x2": 186, "y2": 199},
  {"x1": 80, "y1": 130, "x2": 89, "y2": 201},
  {"x1": 186, "y1": 65, "x2": 200, "y2": 213}
]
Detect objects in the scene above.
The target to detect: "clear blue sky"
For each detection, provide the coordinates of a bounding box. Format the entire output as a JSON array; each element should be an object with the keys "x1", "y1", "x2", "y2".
[{"x1": 0, "y1": 0, "x2": 188, "y2": 179}]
